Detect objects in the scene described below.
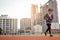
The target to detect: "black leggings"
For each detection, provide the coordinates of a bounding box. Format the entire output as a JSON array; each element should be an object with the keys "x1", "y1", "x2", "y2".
[{"x1": 45, "y1": 24, "x2": 51, "y2": 34}]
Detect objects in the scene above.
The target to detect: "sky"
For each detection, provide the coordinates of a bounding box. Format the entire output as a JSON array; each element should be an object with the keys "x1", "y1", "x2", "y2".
[
  {"x1": 0, "y1": 0, "x2": 60, "y2": 29},
  {"x1": 0, "y1": 0, "x2": 48, "y2": 18}
]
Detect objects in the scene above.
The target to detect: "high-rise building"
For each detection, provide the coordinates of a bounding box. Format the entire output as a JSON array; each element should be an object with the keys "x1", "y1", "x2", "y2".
[
  {"x1": 35, "y1": 13, "x2": 42, "y2": 25},
  {"x1": 31, "y1": 4, "x2": 38, "y2": 17},
  {"x1": 0, "y1": 15, "x2": 17, "y2": 35},
  {"x1": 40, "y1": 0, "x2": 59, "y2": 32},
  {"x1": 48, "y1": 0, "x2": 58, "y2": 22},
  {"x1": 41, "y1": 0, "x2": 59, "y2": 23},
  {"x1": 31, "y1": 4, "x2": 38, "y2": 26}
]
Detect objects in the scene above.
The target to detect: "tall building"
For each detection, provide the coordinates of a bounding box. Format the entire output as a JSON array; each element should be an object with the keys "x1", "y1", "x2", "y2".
[
  {"x1": 41, "y1": 0, "x2": 59, "y2": 23},
  {"x1": 31, "y1": 4, "x2": 38, "y2": 17},
  {"x1": 31, "y1": 4, "x2": 44, "y2": 33},
  {"x1": 0, "y1": 15, "x2": 17, "y2": 35},
  {"x1": 48, "y1": 0, "x2": 58, "y2": 22},
  {"x1": 31, "y1": 4, "x2": 38, "y2": 26},
  {"x1": 40, "y1": 0, "x2": 59, "y2": 32},
  {"x1": 35, "y1": 13, "x2": 42, "y2": 25},
  {"x1": 20, "y1": 18, "x2": 32, "y2": 32}
]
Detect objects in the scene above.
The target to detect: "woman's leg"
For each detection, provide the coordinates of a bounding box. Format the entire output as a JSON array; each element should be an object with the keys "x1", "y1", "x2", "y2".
[{"x1": 45, "y1": 24, "x2": 49, "y2": 36}]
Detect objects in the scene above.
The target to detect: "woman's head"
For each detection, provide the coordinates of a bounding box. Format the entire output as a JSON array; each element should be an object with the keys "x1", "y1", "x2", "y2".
[{"x1": 48, "y1": 8, "x2": 53, "y2": 14}]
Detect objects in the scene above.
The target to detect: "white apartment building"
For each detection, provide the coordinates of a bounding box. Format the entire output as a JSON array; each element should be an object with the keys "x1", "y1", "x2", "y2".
[{"x1": 0, "y1": 15, "x2": 17, "y2": 35}]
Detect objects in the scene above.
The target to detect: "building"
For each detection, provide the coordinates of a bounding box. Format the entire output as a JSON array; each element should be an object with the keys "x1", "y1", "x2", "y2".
[
  {"x1": 35, "y1": 13, "x2": 42, "y2": 25},
  {"x1": 31, "y1": 4, "x2": 38, "y2": 26},
  {"x1": 20, "y1": 18, "x2": 32, "y2": 33},
  {"x1": 40, "y1": 0, "x2": 59, "y2": 32},
  {"x1": 41, "y1": 0, "x2": 59, "y2": 23},
  {"x1": 0, "y1": 15, "x2": 17, "y2": 35},
  {"x1": 31, "y1": 4, "x2": 38, "y2": 17},
  {"x1": 31, "y1": 5, "x2": 43, "y2": 33}
]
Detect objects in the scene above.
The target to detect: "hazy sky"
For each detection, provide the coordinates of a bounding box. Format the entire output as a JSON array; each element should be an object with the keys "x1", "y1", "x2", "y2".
[
  {"x1": 0, "y1": 0, "x2": 60, "y2": 29},
  {"x1": 0, "y1": 0, "x2": 48, "y2": 19}
]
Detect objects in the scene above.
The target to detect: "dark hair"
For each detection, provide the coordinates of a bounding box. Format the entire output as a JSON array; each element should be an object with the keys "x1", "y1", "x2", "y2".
[{"x1": 48, "y1": 8, "x2": 53, "y2": 11}]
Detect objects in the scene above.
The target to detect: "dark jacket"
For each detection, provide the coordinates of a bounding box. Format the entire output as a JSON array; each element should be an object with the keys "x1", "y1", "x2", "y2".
[{"x1": 44, "y1": 13, "x2": 53, "y2": 24}]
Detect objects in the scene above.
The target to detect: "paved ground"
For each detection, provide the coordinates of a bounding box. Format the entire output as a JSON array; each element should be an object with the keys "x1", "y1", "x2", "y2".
[{"x1": 0, "y1": 35, "x2": 60, "y2": 40}]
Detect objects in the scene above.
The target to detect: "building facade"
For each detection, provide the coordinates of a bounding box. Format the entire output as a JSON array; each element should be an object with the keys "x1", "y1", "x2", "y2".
[
  {"x1": 31, "y1": 4, "x2": 38, "y2": 26},
  {"x1": 0, "y1": 15, "x2": 17, "y2": 35},
  {"x1": 20, "y1": 18, "x2": 32, "y2": 32},
  {"x1": 35, "y1": 13, "x2": 42, "y2": 25}
]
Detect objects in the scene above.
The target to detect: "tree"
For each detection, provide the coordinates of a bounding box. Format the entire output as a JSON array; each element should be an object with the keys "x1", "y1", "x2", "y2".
[{"x1": 0, "y1": 28, "x2": 2, "y2": 35}]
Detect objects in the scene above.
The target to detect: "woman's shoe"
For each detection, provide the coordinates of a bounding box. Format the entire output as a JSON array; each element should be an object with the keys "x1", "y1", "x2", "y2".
[
  {"x1": 50, "y1": 35, "x2": 53, "y2": 37},
  {"x1": 44, "y1": 32, "x2": 47, "y2": 36}
]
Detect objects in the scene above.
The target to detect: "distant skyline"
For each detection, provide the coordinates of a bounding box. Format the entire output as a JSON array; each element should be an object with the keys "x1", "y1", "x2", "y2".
[{"x1": 0, "y1": 0, "x2": 60, "y2": 29}]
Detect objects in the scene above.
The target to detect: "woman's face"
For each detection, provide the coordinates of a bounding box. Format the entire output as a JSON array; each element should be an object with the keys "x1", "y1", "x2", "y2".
[{"x1": 48, "y1": 11, "x2": 53, "y2": 14}]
